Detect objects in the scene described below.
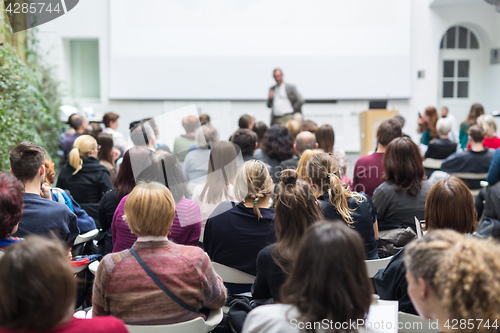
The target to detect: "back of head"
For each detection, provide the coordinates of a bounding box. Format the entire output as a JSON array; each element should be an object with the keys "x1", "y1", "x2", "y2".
[
  {"x1": 436, "y1": 117, "x2": 452, "y2": 136},
  {"x1": 130, "y1": 121, "x2": 156, "y2": 147},
  {"x1": 44, "y1": 158, "x2": 56, "y2": 185},
  {"x1": 115, "y1": 147, "x2": 151, "y2": 201},
  {"x1": 262, "y1": 125, "x2": 295, "y2": 162},
  {"x1": 125, "y1": 181, "x2": 176, "y2": 237},
  {"x1": 199, "y1": 114, "x2": 211, "y2": 126},
  {"x1": 377, "y1": 118, "x2": 403, "y2": 147},
  {"x1": 424, "y1": 107, "x2": 439, "y2": 137},
  {"x1": 300, "y1": 120, "x2": 318, "y2": 134},
  {"x1": 315, "y1": 124, "x2": 334, "y2": 153},
  {"x1": 238, "y1": 114, "x2": 254, "y2": 129},
  {"x1": 195, "y1": 124, "x2": 219, "y2": 148},
  {"x1": 296, "y1": 149, "x2": 323, "y2": 182},
  {"x1": 68, "y1": 113, "x2": 84, "y2": 131},
  {"x1": 466, "y1": 103, "x2": 485, "y2": 125},
  {"x1": 0, "y1": 236, "x2": 76, "y2": 330},
  {"x1": 9, "y1": 141, "x2": 46, "y2": 183},
  {"x1": 383, "y1": 137, "x2": 424, "y2": 196},
  {"x1": 425, "y1": 177, "x2": 476, "y2": 234},
  {"x1": 295, "y1": 131, "x2": 317, "y2": 153},
  {"x1": 285, "y1": 120, "x2": 301, "y2": 139},
  {"x1": 231, "y1": 129, "x2": 258, "y2": 156},
  {"x1": 393, "y1": 114, "x2": 406, "y2": 128},
  {"x1": 478, "y1": 114, "x2": 497, "y2": 139},
  {"x1": 234, "y1": 160, "x2": 273, "y2": 219},
  {"x1": 281, "y1": 222, "x2": 372, "y2": 325},
  {"x1": 102, "y1": 112, "x2": 119, "y2": 128},
  {"x1": 97, "y1": 133, "x2": 114, "y2": 165},
  {"x1": 468, "y1": 124, "x2": 485, "y2": 144},
  {"x1": 252, "y1": 121, "x2": 269, "y2": 144},
  {"x1": 182, "y1": 115, "x2": 200, "y2": 134},
  {"x1": 0, "y1": 172, "x2": 24, "y2": 239},
  {"x1": 69, "y1": 135, "x2": 97, "y2": 175}
]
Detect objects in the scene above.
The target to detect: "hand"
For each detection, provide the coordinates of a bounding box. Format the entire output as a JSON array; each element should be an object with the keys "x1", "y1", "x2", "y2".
[
  {"x1": 112, "y1": 148, "x2": 121, "y2": 161},
  {"x1": 269, "y1": 90, "x2": 274, "y2": 99},
  {"x1": 41, "y1": 183, "x2": 52, "y2": 200},
  {"x1": 417, "y1": 117, "x2": 424, "y2": 125},
  {"x1": 67, "y1": 248, "x2": 73, "y2": 260}
]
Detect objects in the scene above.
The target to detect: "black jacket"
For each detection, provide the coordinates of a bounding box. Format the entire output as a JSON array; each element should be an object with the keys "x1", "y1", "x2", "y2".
[
  {"x1": 424, "y1": 138, "x2": 457, "y2": 160},
  {"x1": 57, "y1": 157, "x2": 113, "y2": 204}
]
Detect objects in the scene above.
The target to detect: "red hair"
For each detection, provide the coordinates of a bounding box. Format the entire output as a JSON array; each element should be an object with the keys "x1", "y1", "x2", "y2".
[{"x1": 0, "y1": 173, "x2": 24, "y2": 238}]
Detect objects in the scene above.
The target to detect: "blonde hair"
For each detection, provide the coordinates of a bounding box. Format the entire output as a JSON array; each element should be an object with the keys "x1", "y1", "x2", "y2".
[
  {"x1": 124, "y1": 181, "x2": 176, "y2": 237},
  {"x1": 405, "y1": 230, "x2": 500, "y2": 333},
  {"x1": 234, "y1": 160, "x2": 273, "y2": 219},
  {"x1": 69, "y1": 135, "x2": 97, "y2": 175},
  {"x1": 285, "y1": 120, "x2": 301, "y2": 138},
  {"x1": 296, "y1": 149, "x2": 323, "y2": 182},
  {"x1": 478, "y1": 114, "x2": 497, "y2": 139},
  {"x1": 307, "y1": 153, "x2": 364, "y2": 224}
]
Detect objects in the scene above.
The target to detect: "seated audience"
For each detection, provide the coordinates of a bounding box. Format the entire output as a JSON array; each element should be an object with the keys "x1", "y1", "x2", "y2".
[
  {"x1": 0, "y1": 173, "x2": 24, "y2": 257},
  {"x1": 97, "y1": 133, "x2": 119, "y2": 182},
  {"x1": 129, "y1": 121, "x2": 157, "y2": 150},
  {"x1": 279, "y1": 131, "x2": 317, "y2": 171},
  {"x1": 300, "y1": 119, "x2": 318, "y2": 134},
  {"x1": 424, "y1": 117, "x2": 457, "y2": 160},
  {"x1": 393, "y1": 114, "x2": 411, "y2": 139},
  {"x1": 284, "y1": 119, "x2": 301, "y2": 139},
  {"x1": 308, "y1": 153, "x2": 379, "y2": 259},
  {"x1": 0, "y1": 236, "x2": 128, "y2": 333},
  {"x1": 352, "y1": 118, "x2": 403, "y2": 197},
  {"x1": 418, "y1": 106, "x2": 439, "y2": 146},
  {"x1": 231, "y1": 129, "x2": 272, "y2": 176},
  {"x1": 173, "y1": 115, "x2": 199, "y2": 162},
  {"x1": 296, "y1": 149, "x2": 323, "y2": 183},
  {"x1": 243, "y1": 223, "x2": 373, "y2": 333},
  {"x1": 93, "y1": 182, "x2": 226, "y2": 324},
  {"x1": 199, "y1": 113, "x2": 211, "y2": 125},
  {"x1": 440, "y1": 106, "x2": 459, "y2": 143},
  {"x1": 256, "y1": 125, "x2": 295, "y2": 182},
  {"x1": 238, "y1": 114, "x2": 255, "y2": 130},
  {"x1": 252, "y1": 170, "x2": 324, "y2": 302},
  {"x1": 57, "y1": 135, "x2": 113, "y2": 204},
  {"x1": 404, "y1": 230, "x2": 500, "y2": 328},
  {"x1": 192, "y1": 141, "x2": 238, "y2": 227},
  {"x1": 113, "y1": 151, "x2": 201, "y2": 251},
  {"x1": 184, "y1": 124, "x2": 219, "y2": 185},
  {"x1": 61, "y1": 113, "x2": 88, "y2": 161},
  {"x1": 252, "y1": 121, "x2": 268, "y2": 159},
  {"x1": 10, "y1": 142, "x2": 78, "y2": 247},
  {"x1": 373, "y1": 137, "x2": 431, "y2": 233},
  {"x1": 459, "y1": 103, "x2": 484, "y2": 149},
  {"x1": 102, "y1": 112, "x2": 128, "y2": 154},
  {"x1": 467, "y1": 114, "x2": 500, "y2": 150},
  {"x1": 203, "y1": 160, "x2": 275, "y2": 294},
  {"x1": 315, "y1": 124, "x2": 349, "y2": 184},
  {"x1": 374, "y1": 176, "x2": 476, "y2": 314}
]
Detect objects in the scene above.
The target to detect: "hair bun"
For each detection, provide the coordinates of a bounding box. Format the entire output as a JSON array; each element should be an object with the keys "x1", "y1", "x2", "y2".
[{"x1": 280, "y1": 169, "x2": 298, "y2": 185}]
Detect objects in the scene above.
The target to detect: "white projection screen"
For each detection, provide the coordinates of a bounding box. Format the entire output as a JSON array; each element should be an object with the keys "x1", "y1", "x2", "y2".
[{"x1": 109, "y1": 0, "x2": 411, "y2": 100}]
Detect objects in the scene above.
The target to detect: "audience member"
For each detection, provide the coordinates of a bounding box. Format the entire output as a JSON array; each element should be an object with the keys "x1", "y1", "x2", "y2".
[
  {"x1": 404, "y1": 230, "x2": 500, "y2": 330},
  {"x1": 238, "y1": 114, "x2": 255, "y2": 130},
  {"x1": 97, "y1": 133, "x2": 119, "y2": 182},
  {"x1": 61, "y1": 113, "x2": 89, "y2": 160},
  {"x1": 315, "y1": 124, "x2": 348, "y2": 184},
  {"x1": 244, "y1": 223, "x2": 372, "y2": 333},
  {"x1": 57, "y1": 135, "x2": 113, "y2": 204},
  {"x1": 10, "y1": 142, "x2": 78, "y2": 247},
  {"x1": 418, "y1": 106, "x2": 439, "y2": 146},
  {"x1": 295, "y1": 149, "x2": 323, "y2": 185},
  {"x1": 0, "y1": 236, "x2": 128, "y2": 333},
  {"x1": 102, "y1": 112, "x2": 128, "y2": 154},
  {"x1": 252, "y1": 121, "x2": 268, "y2": 150},
  {"x1": 424, "y1": 117, "x2": 457, "y2": 160},
  {"x1": 373, "y1": 137, "x2": 431, "y2": 233},
  {"x1": 174, "y1": 115, "x2": 199, "y2": 162},
  {"x1": 183, "y1": 124, "x2": 219, "y2": 185},
  {"x1": 308, "y1": 153, "x2": 379, "y2": 259},
  {"x1": 392, "y1": 114, "x2": 411, "y2": 140},
  {"x1": 89, "y1": 121, "x2": 103, "y2": 139},
  {"x1": 374, "y1": 177, "x2": 476, "y2": 314},
  {"x1": 199, "y1": 114, "x2": 211, "y2": 125},
  {"x1": 192, "y1": 141, "x2": 238, "y2": 227},
  {"x1": 466, "y1": 114, "x2": 500, "y2": 150},
  {"x1": 300, "y1": 119, "x2": 318, "y2": 134},
  {"x1": 130, "y1": 121, "x2": 157, "y2": 150},
  {"x1": 279, "y1": 131, "x2": 317, "y2": 171},
  {"x1": 204, "y1": 160, "x2": 275, "y2": 295},
  {"x1": 252, "y1": 169, "x2": 323, "y2": 302},
  {"x1": 352, "y1": 118, "x2": 402, "y2": 197},
  {"x1": 440, "y1": 106, "x2": 459, "y2": 142},
  {"x1": 284, "y1": 119, "x2": 301, "y2": 139},
  {"x1": 257, "y1": 125, "x2": 295, "y2": 182},
  {"x1": 93, "y1": 182, "x2": 226, "y2": 324},
  {"x1": 459, "y1": 103, "x2": 484, "y2": 149},
  {"x1": 0, "y1": 173, "x2": 24, "y2": 257}
]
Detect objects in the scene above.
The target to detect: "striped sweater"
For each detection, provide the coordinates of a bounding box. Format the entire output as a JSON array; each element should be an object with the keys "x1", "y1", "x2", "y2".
[{"x1": 92, "y1": 240, "x2": 226, "y2": 325}]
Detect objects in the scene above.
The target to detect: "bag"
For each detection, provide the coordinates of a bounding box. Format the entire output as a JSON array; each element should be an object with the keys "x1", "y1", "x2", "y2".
[
  {"x1": 377, "y1": 227, "x2": 417, "y2": 258},
  {"x1": 474, "y1": 218, "x2": 500, "y2": 240}
]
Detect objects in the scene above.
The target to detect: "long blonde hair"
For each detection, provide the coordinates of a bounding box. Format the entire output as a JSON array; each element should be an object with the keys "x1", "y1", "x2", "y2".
[
  {"x1": 307, "y1": 153, "x2": 364, "y2": 224},
  {"x1": 234, "y1": 160, "x2": 273, "y2": 219},
  {"x1": 69, "y1": 135, "x2": 97, "y2": 175},
  {"x1": 477, "y1": 114, "x2": 497, "y2": 139},
  {"x1": 296, "y1": 149, "x2": 323, "y2": 182}
]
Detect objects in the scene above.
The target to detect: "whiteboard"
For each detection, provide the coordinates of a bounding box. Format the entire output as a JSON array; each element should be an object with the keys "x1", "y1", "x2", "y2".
[{"x1": 109, "y1": 0, "x2": 411, "y2": 100}]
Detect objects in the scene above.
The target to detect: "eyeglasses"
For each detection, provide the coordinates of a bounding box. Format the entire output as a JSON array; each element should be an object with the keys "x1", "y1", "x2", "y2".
[{"x1": 96, "y1": 145, "x2": 101, "y2": 151}]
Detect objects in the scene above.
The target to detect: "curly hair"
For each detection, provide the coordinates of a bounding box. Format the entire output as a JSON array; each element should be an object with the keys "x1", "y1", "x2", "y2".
[{"x1": 261, "y1": 125, "x2": 295, "y2": 162}]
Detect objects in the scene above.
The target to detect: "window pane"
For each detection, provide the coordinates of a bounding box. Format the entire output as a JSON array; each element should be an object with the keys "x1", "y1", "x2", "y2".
[
  {"x1": 443, "y1": 81, "x2": 454, "y2": 98},
  {"x1": 458, "y1": 27, "x2": 468, "y2": 49},
  {"x1": 457, "y1": 81, "x2": 468, "y2": 98},
  {"x1": 443, "y1": 61, "x2": 455, "y2": 78},
  {"x1": 440, "y1": 36, "x2": 445, "y2": 49},
  {"x1": 446, "y1": 27, "x2": 456, "y2": 49},
  {"x1": 470, "y1": 32, "x2": 479, "y2": 49},
  {"x1": 70, "y1": 40, "x2": 101, "y2": 98},
  {"x1": 458, "y1": 61, "x2": 469, "y2": 78}
]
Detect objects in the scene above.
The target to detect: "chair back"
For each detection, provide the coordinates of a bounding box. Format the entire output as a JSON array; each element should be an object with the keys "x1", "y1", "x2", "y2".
[
  {"x1": 398, "y1": 312, "x2": 439, "y2": 333},
  {"x1": 422, "y1": 158, "x2": 443, "y2": 169},
  {"x1": 451, "y1": 172, "x2": 488, "y2": 196},
  {"x1": 211, "y1": 262, "x2": 256, "y2": 284},
  {"x1": 365, "y1": 256, "x2": 393, "y2": 278},
  {"x1": 74, "y1": 229, "x2": 99, "y2": 246}
]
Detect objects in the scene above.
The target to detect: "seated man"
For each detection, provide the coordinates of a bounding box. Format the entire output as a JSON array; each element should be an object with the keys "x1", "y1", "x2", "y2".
[
  {"x1": 173, "y1": 115, "x2": 199, "y2": 162},
  {"x1": 102, "y1": 112, "x2": 128, "y2": 155},
  {"x1": 279, "y1": 131, "x2": 318, "y2": 171},
  {"x1": 61, "y1": 113, "x2": 88, "y2": 161},
  {"x1": 231, "y1": 129, "x2": 272, "y2": 173},
  {"x1": 352, "y1": 119, "x2": 403, "y2": 197},
  {"x1": 10, "y1": 142, "x2": 79, "y2": 247},
  {"x1": 424, "y1": 117, "x2": 457, "y2": 160}
]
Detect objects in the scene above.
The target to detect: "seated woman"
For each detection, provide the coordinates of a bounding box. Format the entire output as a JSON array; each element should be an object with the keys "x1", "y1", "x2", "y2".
[
  {"x1": 93, "y1": 181, "x2": 226, "y2": 324},
  {"x1": 0, "y1": 236, "x2": 127, "y2": 333},
  {"x1": 0, "y1": 173, "x2": 24, "y2": 257},
  {"x1": 112, "y1": 151, "x2": 201, "y2": 252},
  {"x1": 97, "y1": 133, "x2": 119, "y2": 182},
  {"x1": 257, "y1": 125, "x2": 295, "y2": 182},
  {"x1": 57, "y1": 134, "x2": 113, "y2": 204},
  {"x1": 404, "y1": 230, "x2": 500, "y2": 329},
  {"x1": 252, "y1": 169, "x2": 324, "y2": 302},
  {"x1": 183, "y1": 124, "x2": 219, "y2": 187},
  {"x1": 373, "y1": 176, "x2": 476, "y2": 315},
  {"x1": 203, "y1": 160, "x2": 275, "y2": 295},
  {"x1": 373, "y1": 137, "x2": 431, "y2": 234},
  {"x1": 307, "y1": 153, "x2": 379, "y2": 259},
  {"x1": 315, "y1": 124, "x2": 349, "y2": 185},
  {"x1": 243, "y1": 222, "x2": 373, "y2": 333}
]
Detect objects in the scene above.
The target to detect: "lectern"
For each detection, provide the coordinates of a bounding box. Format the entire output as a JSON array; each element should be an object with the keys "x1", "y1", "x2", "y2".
[{"x1": 359, "y1": 110, "x2": 398, "y2": 157}]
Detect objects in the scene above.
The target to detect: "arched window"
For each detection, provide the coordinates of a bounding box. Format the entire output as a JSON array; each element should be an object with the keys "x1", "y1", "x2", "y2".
[{"x1": 440, "y1": 26, "x2": 479, "y2": 50}]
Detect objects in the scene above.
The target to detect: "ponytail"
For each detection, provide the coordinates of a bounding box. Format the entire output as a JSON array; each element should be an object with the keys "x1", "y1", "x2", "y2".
[
  {"x1": 251, "y1": 193, "x2": 264, "y2": 219},
  {"x1": 69, "y1": 135, "x2": 98, "y2": 175},
  {"x1": 69, "y1": 148, "x2": 82, "y2": 175},
  {"x1": 328, "y1": 171, "x2": 356, "y2": 224}
]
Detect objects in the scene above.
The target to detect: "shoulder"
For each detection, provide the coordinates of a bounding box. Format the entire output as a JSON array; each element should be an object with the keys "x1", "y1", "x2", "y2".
[
  {"x1": 209, "y1": 201, "x2": 237, "y2": 219},
  {"x1": 258, "y1": 245, "x2": 275, "y2": 260},
  {"x1": 244, "y1": 304, "x2": 299, "y2": 333},
  {"x1": 70, "y1": 317, "x2": 128, "y2": 333},
  {"x1": 420, "y1": 181, "x2": 433, "y2": 193}
]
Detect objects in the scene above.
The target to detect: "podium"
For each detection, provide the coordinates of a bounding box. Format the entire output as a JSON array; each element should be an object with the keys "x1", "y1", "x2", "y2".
[{"x1": 359, "y1": 110, "x2": 398, "y2": 156}]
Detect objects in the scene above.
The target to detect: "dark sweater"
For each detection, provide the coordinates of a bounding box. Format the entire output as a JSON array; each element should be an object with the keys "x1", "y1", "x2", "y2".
[
  {"x1": 13, "y1": 193, "x2": 79, "y2": 247},
  {"x1": 57, "y1": 157, "x2": 113, "y2": 204},
  {"x1": 441, "y1": 148, "x2": 494, "y2": 188},
  {"x1": 424, "y1": 138, "x2": 457, "y2": 160},
  {"x1": 252, "y1": 245, "x2": 287, "y2": 302}
]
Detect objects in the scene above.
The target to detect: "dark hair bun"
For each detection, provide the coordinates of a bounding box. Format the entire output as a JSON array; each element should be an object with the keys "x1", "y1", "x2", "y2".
[{"x1": 280, "y1": 169, "x2": 298, "y2": 185}]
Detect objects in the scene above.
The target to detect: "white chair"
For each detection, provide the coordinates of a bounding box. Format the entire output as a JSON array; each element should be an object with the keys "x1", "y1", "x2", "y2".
[
  {"x1": 126, "y1": 308, "x2": 223, "y2": 333},
  {"x1": 211, "y1": 262, "x2": 256, "y2": 284},
  {"x1": 422, "y1": 158, "x2": 443, "y2": 170},
  {"x1": 88, "y1": 260, "x2": 100, "y2": 275},
  {"x1": 450, "y1": 172, "x2": 488, "y2": 197},
  {"x1": 74, "y1": 229, "x2": 99, "y2": 246},
  {"x1": 365, "y1": 256, "x2": 393, "y2": 278},
  {"x1": 398, "y1": 312, "x2": 438, "y2": 333}
]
